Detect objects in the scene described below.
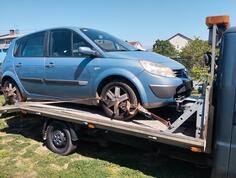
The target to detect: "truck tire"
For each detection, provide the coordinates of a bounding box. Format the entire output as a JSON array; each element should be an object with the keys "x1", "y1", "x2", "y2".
[
  {"x1": 101, "y1": 80, "x2": 138, "y2": 120},
  {"x1": 45, "y1": 121, "x2": 77, "y2": 156}
]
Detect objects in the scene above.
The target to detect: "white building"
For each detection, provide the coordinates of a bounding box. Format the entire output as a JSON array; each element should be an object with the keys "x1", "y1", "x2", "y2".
[
  {"x1": 167, "y1": 33, "x2": 192, "y2": 51},
  {"x1": 128, "y1": 41, "x2": 146, "y2": 51},
  {"x1": 0, "y1": 30, "x2": 22, "y2": 49}
]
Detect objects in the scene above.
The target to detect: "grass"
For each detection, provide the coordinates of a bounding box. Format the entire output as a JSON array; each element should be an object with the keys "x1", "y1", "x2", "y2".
[{"x1": 0, "y1": 95, "x2": 210, "y2": 178}]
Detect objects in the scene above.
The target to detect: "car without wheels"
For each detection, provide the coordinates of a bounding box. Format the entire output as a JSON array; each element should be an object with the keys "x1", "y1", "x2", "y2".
[{"x1": 1, "y1": 27, "x2": 192, "y2": 120}]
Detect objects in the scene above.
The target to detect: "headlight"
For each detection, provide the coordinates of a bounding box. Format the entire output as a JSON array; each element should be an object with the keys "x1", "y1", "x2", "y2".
[{"x1": 140, "y1": 60, "x2": 176, "y2": 77}]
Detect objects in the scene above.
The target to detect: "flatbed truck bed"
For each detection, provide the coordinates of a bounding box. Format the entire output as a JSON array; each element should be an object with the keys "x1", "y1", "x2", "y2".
[{"x1": 0, "y1": 101, "x2": 205, "y2": 151}]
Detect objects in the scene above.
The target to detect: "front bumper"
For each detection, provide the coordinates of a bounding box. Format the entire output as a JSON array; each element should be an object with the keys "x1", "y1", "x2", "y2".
[
  {"x1": 136, "y1": 70, "x2": 192, "y2": 109},
  {"x1": 150, "y1": 79, "x2": 193, "y2": 99}
]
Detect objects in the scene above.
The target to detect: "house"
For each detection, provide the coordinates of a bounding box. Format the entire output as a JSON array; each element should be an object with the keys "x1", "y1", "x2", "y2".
[
  {"x1": 128, "y1": 41, "x2": 146, "y2": 51},
  {"x1": 167, "y1": 33, "x2": 192, "y2": 51},
  {"x1": 0, "y1": 29, "x2": 21, "y2": 49}
]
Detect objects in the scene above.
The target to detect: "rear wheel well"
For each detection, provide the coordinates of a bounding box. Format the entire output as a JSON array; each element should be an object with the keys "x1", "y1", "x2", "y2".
[
  {"x1": 43, "y1": 119, "x2": 79, "y2": 142},
  {"x1": 1, "y1": 76, "x2": 26, "y2": 101},
  {"x1": 97, "y1": 75, "x2": 141, "y2": 103},
  {"x1": 1, "y1": 76, "x2": 15, "y2": 86}
]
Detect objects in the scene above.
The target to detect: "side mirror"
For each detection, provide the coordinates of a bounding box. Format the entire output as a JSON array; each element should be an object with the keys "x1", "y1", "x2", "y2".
[
  {"x1": 204, "y1": 52, "x2": 212, "y2": 66},
  {"x1": 78, "y1": 47, "x2": 98, "y2": 57}
]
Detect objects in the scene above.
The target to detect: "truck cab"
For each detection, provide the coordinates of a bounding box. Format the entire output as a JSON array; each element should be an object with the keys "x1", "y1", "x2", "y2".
[{"x1": 211, "y1": 25, "x2": 236, "y2": 178}]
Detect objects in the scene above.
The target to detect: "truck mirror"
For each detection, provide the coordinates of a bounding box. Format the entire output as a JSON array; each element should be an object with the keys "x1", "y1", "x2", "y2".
[{"x1": 204, "y1": 52, "x2": 212, "y2": 67}]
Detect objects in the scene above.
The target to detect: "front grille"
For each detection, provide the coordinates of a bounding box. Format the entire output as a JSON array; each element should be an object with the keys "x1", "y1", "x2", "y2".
[{"x1": 174, "y1": 69, "x2": 188, "y2": 78}]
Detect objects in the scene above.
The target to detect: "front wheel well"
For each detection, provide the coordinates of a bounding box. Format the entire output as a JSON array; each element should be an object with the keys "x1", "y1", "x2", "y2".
[{"x1": 97, "y1": 75, "x2": 141, "y2": 103}]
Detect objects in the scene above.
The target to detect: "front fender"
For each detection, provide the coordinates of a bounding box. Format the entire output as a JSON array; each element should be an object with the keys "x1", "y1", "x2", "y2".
[{"x1": 93, "y1": 68, "x2": 148, "y2": 103}]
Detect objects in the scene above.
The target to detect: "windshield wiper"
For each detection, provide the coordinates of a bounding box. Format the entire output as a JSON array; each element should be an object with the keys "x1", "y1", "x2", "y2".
[
  {"x1": 133, "y1": 49, "x2": 143, "y2": 51},
  {"x1": 116, "y1": 49, "x2": 128, "y2": 52}
]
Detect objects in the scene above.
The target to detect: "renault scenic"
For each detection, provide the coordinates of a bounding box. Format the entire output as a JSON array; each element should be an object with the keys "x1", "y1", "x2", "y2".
[{"x1": 1, "y1": 27, "x2": 192, "y2": 120}]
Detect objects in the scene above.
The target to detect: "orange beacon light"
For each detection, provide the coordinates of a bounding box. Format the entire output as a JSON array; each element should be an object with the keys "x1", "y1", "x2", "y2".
[{"x1": 206, "y1": 15, "x2": 230, "y2": 29}]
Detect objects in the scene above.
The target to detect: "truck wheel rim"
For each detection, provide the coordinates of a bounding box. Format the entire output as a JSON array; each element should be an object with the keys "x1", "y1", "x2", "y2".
[{"x1": 52, "y1": 130, "x2": 67, "y2": 148}]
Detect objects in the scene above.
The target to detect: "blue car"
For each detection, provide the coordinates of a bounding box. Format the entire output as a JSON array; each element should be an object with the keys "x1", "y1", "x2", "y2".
[
  {"x1": 0, "y1": 48, "x2": 7, "y2": 88},
  {"x1": 0, "y1": 48, "x2": 7, "y2": 65},
  {"x1": 1, "y1": 27, "x2": 192, "y2": 120}
]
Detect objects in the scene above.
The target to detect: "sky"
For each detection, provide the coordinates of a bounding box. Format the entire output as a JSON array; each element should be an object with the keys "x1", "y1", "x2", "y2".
[{"x1": 1, "y1": 0, "x2": 236, "y2": 49}]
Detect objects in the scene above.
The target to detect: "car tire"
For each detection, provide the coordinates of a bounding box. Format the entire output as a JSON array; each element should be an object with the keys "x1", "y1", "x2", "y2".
[
  {"x1": 2, "y1": 80, "x2": 25, "y2": 105},
  {"x1": 45, "y1": 121, "x2": 77, "y2": 156},
  {"x1": 101, "y1": 80, "x2": 138, "y2": 120}
]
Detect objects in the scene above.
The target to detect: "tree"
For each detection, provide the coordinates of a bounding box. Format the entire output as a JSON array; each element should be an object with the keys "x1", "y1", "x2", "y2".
[
  {"x1": 179, "y1": 38, "x2": 211, "y2": 69},
  {"x1": 153, "y1": 40, "x2": 178, "y2": 58},
  {"x1": 153, "y1": 38, "x2": 213, "y2": 81},
  {"x1": 179, "y1": 38, "x2": 212, "y2": 80}
]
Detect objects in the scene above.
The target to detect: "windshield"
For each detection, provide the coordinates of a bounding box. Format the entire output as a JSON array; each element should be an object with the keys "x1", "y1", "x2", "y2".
[{"x1": 80, "y1": 28, "x2": 137, "y2": 52}]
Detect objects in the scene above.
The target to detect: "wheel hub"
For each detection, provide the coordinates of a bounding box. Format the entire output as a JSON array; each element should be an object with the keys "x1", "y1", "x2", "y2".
[
  {"x1": 104, "y1": 86, "x2": 130, "y2": 117},
  {"x1": 3, "y1": 82, "x2": 19, "y2": 104},
  {"x1": 4, "y1": 83, "x2": 17, "y2": 97},
  {"x1": 52, "y1": 130, "x2": 67, "y2": 148}
]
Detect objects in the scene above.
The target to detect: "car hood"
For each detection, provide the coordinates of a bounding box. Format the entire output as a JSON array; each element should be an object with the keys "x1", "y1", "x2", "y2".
[{"x1": 105, "y1": 51, "x2": 184, "y2": 70}]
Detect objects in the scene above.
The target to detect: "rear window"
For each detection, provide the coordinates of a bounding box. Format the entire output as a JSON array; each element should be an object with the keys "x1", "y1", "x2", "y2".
[{"x1": 14, "y1": 32, "x2": 45, "y2": 57}]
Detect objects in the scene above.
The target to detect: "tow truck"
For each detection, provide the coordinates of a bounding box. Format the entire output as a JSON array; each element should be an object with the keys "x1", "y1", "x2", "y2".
[{"x1": 0, "y1": 15, "x2": 235, "y2": 178}]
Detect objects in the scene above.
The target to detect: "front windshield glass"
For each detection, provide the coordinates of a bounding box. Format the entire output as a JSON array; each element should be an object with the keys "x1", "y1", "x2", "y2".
[{"x1": 80, "y1": 28, "x2": 137, "y2": 52}]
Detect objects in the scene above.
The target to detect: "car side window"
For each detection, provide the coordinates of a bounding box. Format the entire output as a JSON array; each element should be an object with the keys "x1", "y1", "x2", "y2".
[
  {"x1": 72, "y1": 32, "x2": 92, "y2": 57},
  {"x1": 50, "y1": 30, "x2": 72, "y2": 57},
  {"x1": 14, "y1": 32, "x2": 45, "y2": 57}
]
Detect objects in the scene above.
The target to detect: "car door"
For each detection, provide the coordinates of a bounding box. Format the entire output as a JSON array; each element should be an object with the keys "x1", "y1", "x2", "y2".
[
  {"x1": 13, "y1": 31, "x2": 46, "y2": 96},
  {"x1": 44, "y1": 29, "x2": 93, "y2": 99}
]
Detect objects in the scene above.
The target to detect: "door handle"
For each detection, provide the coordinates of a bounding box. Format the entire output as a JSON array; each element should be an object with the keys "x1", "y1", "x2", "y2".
[
  {"x1": 45, "y1": 62, "x2": 55, "y2": 68},
  {"x1": 15, "y1": 63, "x2": 22, "y2": 68}
]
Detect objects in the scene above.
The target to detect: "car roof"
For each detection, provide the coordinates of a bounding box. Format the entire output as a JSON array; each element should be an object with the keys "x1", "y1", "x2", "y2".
[{"x1": 15, "y1": 26, "x2": 82, "y2": 39}]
